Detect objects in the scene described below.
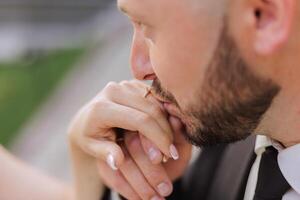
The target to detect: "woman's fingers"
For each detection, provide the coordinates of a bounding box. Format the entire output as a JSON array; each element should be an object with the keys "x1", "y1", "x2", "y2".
[
  {"x1": 85, "y1": 100, "x2": 177, "y2": 161},
  {"x1": 125, "y1": 134, "x2": 173, "y2": 198},
  {"x1": 68, "y1": 80, "x2": 183, "y2": 199},
  {"x1": 107, "y1": 83, "x2": 173, "y2": 142},
  {"x1": 69, "y1": 80, "x2": 179, "y2": 165},
  {"x1": 97, "y1": 161, "x2": 140, "y2": 200},
  {"x1": 102, "y1": 81, "x2": 178, "y2": 161}
]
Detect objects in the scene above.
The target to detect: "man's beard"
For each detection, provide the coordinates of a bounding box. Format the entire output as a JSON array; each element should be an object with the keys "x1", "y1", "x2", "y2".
[{"x1": 151, "y1": 23, "x2": 280, "y2": 147}]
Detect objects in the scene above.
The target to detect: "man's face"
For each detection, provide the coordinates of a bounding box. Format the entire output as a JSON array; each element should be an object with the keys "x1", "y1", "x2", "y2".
[{"x1": 118, "y1": 0, "x2": 280, "y2": 147}]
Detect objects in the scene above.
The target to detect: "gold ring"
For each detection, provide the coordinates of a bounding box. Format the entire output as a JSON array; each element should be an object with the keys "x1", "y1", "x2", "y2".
[{"x1": 143, "y1": 87, "x2": 151, "y2": 98}]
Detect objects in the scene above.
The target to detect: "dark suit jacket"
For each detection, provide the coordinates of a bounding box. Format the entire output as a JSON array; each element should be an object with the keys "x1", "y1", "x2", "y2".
[{"x1": 102, "y1": 135, "x2": 256, "y2": 200}]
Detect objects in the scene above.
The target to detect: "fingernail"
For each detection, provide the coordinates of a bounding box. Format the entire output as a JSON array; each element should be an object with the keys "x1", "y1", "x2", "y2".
[
  {"x1": 169, "y1": 144, "x2": 179, "y2": 160},
  {"x1": 148, "y1": 147, "x2": 160, "y2": 161},
  {"x1": 106, "y1": 154, "x2": 118, "y2": 170},
  {"x1": 151, "y1": 195, "x2": 162, "y2": 200},
  {"x1": 157, "y1": 182, "x2": 171, "y2": 196}
]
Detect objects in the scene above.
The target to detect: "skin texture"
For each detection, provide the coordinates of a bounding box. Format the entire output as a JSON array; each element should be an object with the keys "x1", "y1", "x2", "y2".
[
  {"x1": 119, "y1": 0, "x2": 300, "y2": 147},
  {"x1": 67, "y1": 0, "x2": 300, "y2": 199},
  {"x1": 0, "y1": 145, "x2": 74, "y2": 200},
  {"x1": 150, "y1": 27, "x2": 279, "y2": 147}
]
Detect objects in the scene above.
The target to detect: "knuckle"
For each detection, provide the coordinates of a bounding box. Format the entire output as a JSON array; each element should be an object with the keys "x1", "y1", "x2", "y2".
[
  {"x1": 106, "y1": 81, "x2": 118, "y2": 88},
  {"x1": 103, "y1": 81, "x2": 119, "y2": 95},
  {"x1": 130, "y1": 79, "x2": 144, "y2": 87},
  {"x1": 119, "y1": 80, "x2": 130, "y2": 86},
  {"x1": 120, "y1": 80, "x2": 142, "y2": 90},
  {"x1": 128, "y1": 79, "x2": 139, "y2": 84},
  {"x1": 90, "y1": 99, "x2": 109, "y2": 112}
]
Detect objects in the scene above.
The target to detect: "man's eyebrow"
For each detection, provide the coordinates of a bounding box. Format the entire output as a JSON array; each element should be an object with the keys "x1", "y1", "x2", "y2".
[
  {"x1": 118, "y1": 4, "x2": 130, "y2": 15},
  {"x1": 117, "y1": 3, "x2": 147, "y2": 21}
]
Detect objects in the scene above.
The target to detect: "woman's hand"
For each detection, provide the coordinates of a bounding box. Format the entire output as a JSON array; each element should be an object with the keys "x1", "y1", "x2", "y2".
[
  {"x1": 68, "y1": 80, "x2": 187, "y2": 200},
  {"x1": 69, "y1": 80, "x2": 177, "y2": 166}
]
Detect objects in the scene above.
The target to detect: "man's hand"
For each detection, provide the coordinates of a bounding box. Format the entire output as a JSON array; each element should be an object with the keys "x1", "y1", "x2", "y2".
[{"x1": 97, "y1": 116, "x2": 192, "y2": 200}]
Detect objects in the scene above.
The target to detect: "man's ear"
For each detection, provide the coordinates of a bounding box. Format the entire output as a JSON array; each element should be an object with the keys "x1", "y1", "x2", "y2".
[{"x1": 253, "y1": 0, "x2": 295, "y2": 55}]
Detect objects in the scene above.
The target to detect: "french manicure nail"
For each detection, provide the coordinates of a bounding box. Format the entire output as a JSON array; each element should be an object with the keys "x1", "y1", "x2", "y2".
[
  {"x1": 148, "y1": 147, "x2": 160, "y2": 161},
  {"x1": 169, "y1": 144, "x2": 179, "y2": 160},
  {"x1": 157, "y1": 182, "x2": 171, "y2": 196},
  {"x1": 106, "y1": 154, "x2": 118, "y2": 170}
]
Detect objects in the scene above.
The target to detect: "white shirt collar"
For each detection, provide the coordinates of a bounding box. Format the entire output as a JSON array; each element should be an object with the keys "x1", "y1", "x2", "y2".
[
  {"x1": 254, "y1": 135, "x2": 272, "y2": 154},
  {"x1": 278, "y1": 144, "x2": 300, "y2": 194},
  {"x1": 255, "y1": 135, "x2": 300, "y2": 195},
  {"x1": 254, "y1": 135, "x2": 284, "y2": 154}
]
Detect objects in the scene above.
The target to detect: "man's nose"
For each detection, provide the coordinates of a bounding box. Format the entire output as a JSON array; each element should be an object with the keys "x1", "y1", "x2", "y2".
[{"x1": 130, "y1": 31, "x2": 156, "y2": 80}]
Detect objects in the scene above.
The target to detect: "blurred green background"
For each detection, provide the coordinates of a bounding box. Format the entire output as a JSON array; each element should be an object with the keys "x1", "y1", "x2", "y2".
[
  {"x1": 0, "y1": 0, "x2": 132, "y2": 180},
  {"x1": 0, "y1": 0, "x2": 114, "y2": 147},
  {"x1": 0, "y1": 48, "x2": 84, "y2": 146}
]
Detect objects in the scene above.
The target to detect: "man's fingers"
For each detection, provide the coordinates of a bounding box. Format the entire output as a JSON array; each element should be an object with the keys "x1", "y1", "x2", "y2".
[
  {"x1": 140, "y1": 135, "x2": 163, "y2": 164},
  {"x1": 87, "y1": 100, "x2": 178, "y2": 160},
  {"x1": 97, "y1": 161, "x2": 140, "y2": 200},
  {"x1": 119, "y1": 142, "x2": 164, "y2": 200},
  {"x1": 126, "y1": 134, "x2": 173, "y2": 198},
  {"x1": 163, "y1": 116, "x2": 193, "y2": 180},
  {"x1": 169, "y1": 116, "x2": 187, "y2": 145}
]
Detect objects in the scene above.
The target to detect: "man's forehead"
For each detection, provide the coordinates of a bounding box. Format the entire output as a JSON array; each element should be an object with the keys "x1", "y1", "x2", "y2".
[
  {"x1": 117, "y1": 0, "x2": 223, "y2": 18},
  {"x1": 117, "y1": 0, "x2": 171, "y2": 19},
  {"x1": 118, "y1": 0, "x2": 151, "y2": 16}
]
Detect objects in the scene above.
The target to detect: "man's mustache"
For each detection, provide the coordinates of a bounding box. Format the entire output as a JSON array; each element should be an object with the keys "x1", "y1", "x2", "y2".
[{"x1": 151, "y1": 79, "x2": 179, "y2": 107}]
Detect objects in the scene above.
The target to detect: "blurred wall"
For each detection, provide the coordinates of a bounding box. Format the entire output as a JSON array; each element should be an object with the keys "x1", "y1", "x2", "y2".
[{"x1": 0, "y1": 0, "x2": 113, "y2": 60}]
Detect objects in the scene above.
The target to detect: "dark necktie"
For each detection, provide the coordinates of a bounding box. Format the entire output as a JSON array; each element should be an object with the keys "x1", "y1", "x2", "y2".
[{"x1": 254, "y1": 146, "x2": 290, "y2": 200}]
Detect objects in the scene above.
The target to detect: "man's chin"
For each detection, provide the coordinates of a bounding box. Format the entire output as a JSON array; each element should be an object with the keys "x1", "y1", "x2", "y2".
[{"x1": 182, "y1": 123, "x2": 254, "y2": 147}]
